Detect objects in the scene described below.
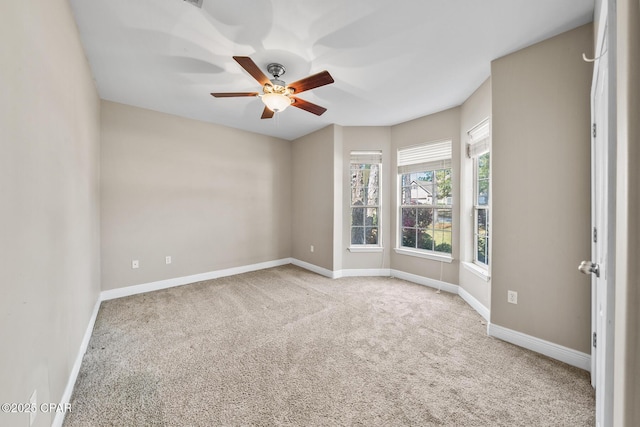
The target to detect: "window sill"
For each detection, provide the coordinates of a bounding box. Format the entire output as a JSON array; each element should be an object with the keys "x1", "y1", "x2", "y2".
[
  {"x1": 348, "y1": 246, "x2": 384, "y2": 253},
  {"x1": 394, "y1": 248, "x2": 453, "y2": 263},
  {"x1": 462, "y1": 262, "x2": 490, "y2": 282}
]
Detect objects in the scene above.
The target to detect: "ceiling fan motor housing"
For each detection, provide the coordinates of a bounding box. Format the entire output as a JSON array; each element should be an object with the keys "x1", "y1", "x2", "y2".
[{"x1": 267, "y1": 63, "x2": 286, "y2": 79}]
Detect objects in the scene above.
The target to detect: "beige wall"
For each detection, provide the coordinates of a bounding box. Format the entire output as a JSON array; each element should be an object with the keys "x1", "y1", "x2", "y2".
[
  {"x1": 614, "y1": 0, "x2": 640, "y2": 424},
  {"x1": 291, "y1": 125, "x2": 335, "y2": 270},
  {"x1": 100, "y1": 101, "x2": 291, "y2": 290},
  {"x1": 491, "y1": 24, "x2": 593, "y2": 353},
  {"x1": 341, "y1": 127, "x2": 392, "y2": 271},
  {"x1": 0, "y1": 1, "x2": 101, "y2": 426},
  {"x1": 459, "y1": 78, "x2": 492, "y2": 308},
  {"x1": 390, "y1": 108, "x2": 461, "y2": 284}
]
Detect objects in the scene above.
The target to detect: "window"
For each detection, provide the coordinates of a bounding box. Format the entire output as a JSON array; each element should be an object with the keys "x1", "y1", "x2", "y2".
[
  {"x1": 350, "y1": 151, "x2": 382, "y2": 246},
  {"x1": 474, "y1": 152, "x2": 490, "y2": 265},
  {"x1": 467, "y1": 121, "x2": 490, "y2": 267},
  {"x1": 398, "y1": 141, "x2": 452, "y2": 255}
]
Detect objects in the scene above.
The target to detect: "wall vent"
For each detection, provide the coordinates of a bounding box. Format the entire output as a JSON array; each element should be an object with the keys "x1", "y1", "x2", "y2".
[{"x1": 184, "y1": 0, "x2": 203, "y2": 8}]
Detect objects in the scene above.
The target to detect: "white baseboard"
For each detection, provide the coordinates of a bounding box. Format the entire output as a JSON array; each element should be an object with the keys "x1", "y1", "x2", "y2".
[
  {"x1": 101, "y1": 258, "x2": 292, "y2": 301},
  {"x1": 458, "y1": 287, "x2": 490, "y2": 322},
  {"x1": 289, "y1": 262, "x2": 460, "y2": 299},
  {"x1": 488, "y1": 323, "x2": 591, "y2": 371},
  {"x1": 52, "y1": 299, "x2": 101, "y2": 427},
  {"x1": 390, "y1": 269, "x2": 459, "y2": 294},
  {"x1": 289, "y1": 258, "x2": 336, "y2": 278},
  {"x1": 335, "y1": 268, "x2": 392, "y2": 278}
]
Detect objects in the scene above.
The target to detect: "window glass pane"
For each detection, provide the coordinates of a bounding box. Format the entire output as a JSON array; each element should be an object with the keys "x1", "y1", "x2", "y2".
[
  {"x1": 485, "y1": 211, "x2": 489, "y2": 236},
  {"x1": 402, "y1": 228, "x2": 416, "y2": 248},
  {"x1": 478, "y1": 153, "x2": 490, "y2": 180},
  {"x1": 477, "y1": 179, "x2": 489, "y2": 206},
  {"x1": 416, "y1": 208, "x2": 432, "y2": 228},
  {"x1": 352, "y1": 164, "x2": 380, "y2": 205},
  {"x1": 351, "y1": 207, "x2": 364, "y2": 226},
  {"x1": 476, "y1": 153, "x2": 490, "y2": 206},
  {"x1": 351, "y1": 165, "x2": 365, "y2": 204},
  {"x1": 351, "y1": 227, "x2": 364, "y2": 245},
  {"x1": 401, "y1": 186, "x2": 413, "y2": 205},
  {"x1": 366, "y1": 164, "x2": 380, "y2": 205},
  {"x1": 402, "y1": 174, "x2": 433, "y2": 206},
  {"x1": 400, "y1": 174, "x2": 413, "y2": 205},
  {"x1": 476, "y1": 236, "x2": 488, "y2": 264},
  {"x1": 413, "y1": 171, "x2": 433, "y2": 182},
  {"x1": 435, "y1": 209, "x2": 452, "y2": 229},
  {"x1": 365, "y1": 187, "x2": 379, "y2": 206},
  {"x1": 434, "y1": 230, "x2": 452, "y2": 254},
  {"x1": 365, "y1": 227, "x2": 378, "y2": 244},
  {"x1": 352, "y1": 191, "x2": 364, "y2": 205},
  {"x1": 477, "y1": 209, "x2": 487, "y2": 236},
  {"x1": 402, "y1": 207, "x2": 416, "y2": 227},
  {"x1": 417, "y1": 230, "x2": 433, "y2": 250},
  {"x1": 365, "y1": 208, "x2": 378, "y2": 226},
  {"x1": 435, "y1": 169, "x2": 452, "y2": 205},
  {"x1": 368, "y1": 163, "x2": 379, "y2": 182},
  {"x1": 412, "y1": 181, "x2": 433, "y2": 205}
]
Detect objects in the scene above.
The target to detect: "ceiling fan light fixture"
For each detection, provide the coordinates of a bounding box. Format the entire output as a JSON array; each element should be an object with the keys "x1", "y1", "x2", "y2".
[{"x1": 260, "y1": 92, "x2": 292, "y2": 113}]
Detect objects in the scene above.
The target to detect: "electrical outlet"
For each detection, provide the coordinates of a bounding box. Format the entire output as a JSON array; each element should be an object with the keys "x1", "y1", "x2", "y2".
[
  {"x1": 29, "y1": 390, "x2": 37, "y2": 426},
  {"x1": 132, "y1": 260, "x2": 139, "y2": 269},
  {"x1": 310, "y1": 245, "x2": 314, "y2": 253},
  {"x1": 165, "y1": 256, "x2": 172, "y2": 265},
  {"x1": 507, "y1": 290, "x2": 518, "y2": 304}
]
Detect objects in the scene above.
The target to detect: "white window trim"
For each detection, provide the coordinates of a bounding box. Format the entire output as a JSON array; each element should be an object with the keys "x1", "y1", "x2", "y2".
[
  {"x1": 348, "y1": 246, "x2": 384, "y2": 253},
  {"x1": 462, "y1": 261, "x2": 490, "y2": 281},
  {"x1": 394, "y1": 247, "x2": 453, "y2": 263}
]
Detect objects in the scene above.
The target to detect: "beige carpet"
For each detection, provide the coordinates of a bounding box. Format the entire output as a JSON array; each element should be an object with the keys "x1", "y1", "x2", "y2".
[{"x1": 64, "y1": 265, "x2": 594, "y2": 426}]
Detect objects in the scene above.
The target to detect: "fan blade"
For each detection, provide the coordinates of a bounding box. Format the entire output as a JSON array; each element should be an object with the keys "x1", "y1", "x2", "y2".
[
  {"x1": 291, "y1": 97, "x2": 327, "y2": 116},
  {"x1": 211, "y1": 92, "x2": 259, "y2": 98},
  {"x1": 233, "y1": 56, "x2": 271, "y2": 86},
  {"x1": 288, "y1": 71, "x2": 334, "y2": 94},
  {"x1": 261, "y1": 107, "x2": 274, "y2": 119}
]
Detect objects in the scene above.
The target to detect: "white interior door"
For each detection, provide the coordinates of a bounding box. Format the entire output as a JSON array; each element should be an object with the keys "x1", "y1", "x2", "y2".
[
  {"x1": 584, "y1": 1, "x2": 616, "y2": 425},
  {"x1": 592, "y1": 38, "x2": 609, "y2": 426}
]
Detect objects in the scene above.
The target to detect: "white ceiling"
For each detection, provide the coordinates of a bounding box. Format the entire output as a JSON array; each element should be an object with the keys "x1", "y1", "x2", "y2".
[{"x1": 69, "y1": 0, "x2": 594, "y2": 141}]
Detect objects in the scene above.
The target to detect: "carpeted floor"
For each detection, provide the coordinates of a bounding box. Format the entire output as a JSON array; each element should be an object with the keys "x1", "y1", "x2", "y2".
[{"x1": 64, "y1": 265, "x2": 594, "y2": 426}]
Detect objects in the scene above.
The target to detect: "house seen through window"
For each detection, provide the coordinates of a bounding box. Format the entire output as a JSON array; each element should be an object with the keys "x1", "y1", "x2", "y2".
[
  {"x1": 398, "y1": 141, "x2": 452, "y2": 255},
  {"x1": 350, "y1": 151, "x2": 382, "y2": 246}
]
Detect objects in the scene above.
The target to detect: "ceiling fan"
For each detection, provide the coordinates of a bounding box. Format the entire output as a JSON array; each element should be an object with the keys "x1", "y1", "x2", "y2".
[{"x1": 211, "y1": 56, "x2": 334, "y2": 119}]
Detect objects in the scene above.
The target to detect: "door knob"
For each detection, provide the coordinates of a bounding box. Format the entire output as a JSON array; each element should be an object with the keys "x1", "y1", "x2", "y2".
[{"x1": 578, "y1": 260, "x2": 600, "y2": 277}]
